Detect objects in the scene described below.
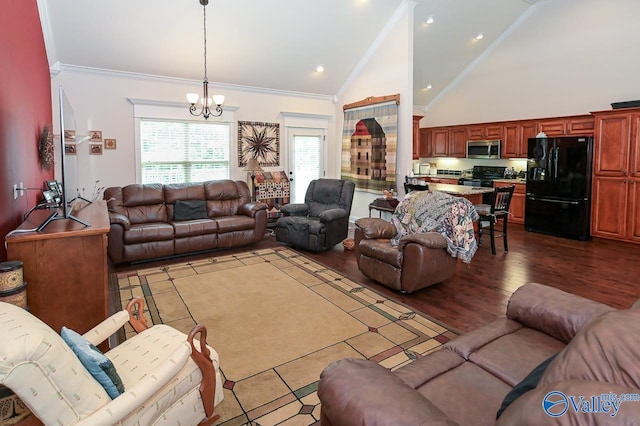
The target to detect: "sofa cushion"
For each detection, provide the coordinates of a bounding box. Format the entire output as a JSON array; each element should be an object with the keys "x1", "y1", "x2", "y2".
[
  {"x1": 173, "y1": 200, "x2": 208, "y2": 221},
  {"x1": 216, "y1": 215, "x2": 256, "y2": 233},
  {"x1": 359, "y1": 239, "x2": 402, "y2": 268},
  {"x1": 124, "y1": 223, "x2": 175, "y2": 244},
  {"x1": 496, "y1": 354, "x2": 557, "y2": 419},
  {"x1": 467, "y1": 327, "x2": 565, "y2": 387},
  {"x1": 172, "y1": 219, "x2": 218, "y2": 238}
]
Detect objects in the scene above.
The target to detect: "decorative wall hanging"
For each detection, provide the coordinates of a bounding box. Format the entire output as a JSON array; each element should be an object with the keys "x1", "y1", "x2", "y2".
[
  {"x1": 89, "y1": 130, "x2": 102, "y2": 142},
  {"x1": 38, "y1": 124, "x2": 54, "y2": 170},
  {"x1": 104, "y1": 139, "x2": 117, "y2": 150},
  {"x1": 341, "y1": 94, "x2": 399, "y2": 194},
  {"x1": 90, "y1": 143, "x2": 103, "y2": 155},
  {"x1": 238, "y1": 121, "x2": 280, "y2": 167}
]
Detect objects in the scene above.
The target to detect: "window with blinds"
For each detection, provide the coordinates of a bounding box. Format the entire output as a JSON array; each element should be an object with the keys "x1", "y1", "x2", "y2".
[{"x1": 140, "y1": 119, "x2": 230, "y2": 184}]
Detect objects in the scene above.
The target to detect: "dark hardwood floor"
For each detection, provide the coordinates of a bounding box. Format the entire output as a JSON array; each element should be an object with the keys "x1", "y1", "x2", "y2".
[{"x1": 114, "y1": 224, "x2": 640, "y2": 334}]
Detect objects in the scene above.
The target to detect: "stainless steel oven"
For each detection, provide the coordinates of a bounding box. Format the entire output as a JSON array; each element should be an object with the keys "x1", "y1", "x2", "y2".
[{"x1": 466, "y1": 140, "x2": 501, "y2": 159}]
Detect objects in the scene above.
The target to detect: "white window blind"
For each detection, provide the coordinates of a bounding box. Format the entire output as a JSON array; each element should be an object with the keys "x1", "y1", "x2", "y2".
[{"x1": 140, "y1": 119, "x2": 230, "y2": 184}]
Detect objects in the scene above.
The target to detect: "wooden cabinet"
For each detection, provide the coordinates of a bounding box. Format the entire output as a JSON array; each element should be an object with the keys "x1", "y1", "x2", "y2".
[
  {"x1": 494, "y1": 181, "x2": 525, "y2": 224},
  {"x1": 419, "y1": 128, "x2": 432, "y2": 157},
  {"x1": 467, "y1": 124, "x2": 502, "y2": 140},
  {"x1": 567, "y1": 116, "x2": 595, "y2": 135},
  {"x1": 413, "y1": 115, "x2": 423, "y2": 160},
  {"x1": 449, "y1": 127, "x2": 467, "y2": 158},
  {"x1": 6, "y1": 202, "x2": 111, "y2": 345},
  {"x1": 594, "y1": 112, "x2": 630, "y2": 175},
  {"x1": 591, "y1": 108, "x2": 640, "y2": 243},
  {"x1": 537, "y1": 119, "x2": 566, "y2": 136},
  {"x1": 502, "y1": 121, "x2": 537, "y2": 159},
  {"x1": 421, "y1": 114, "x2": 593, "y2": 160},
  {"x1": 591, "y1": 176, "x2": 627, "y2": 240}
]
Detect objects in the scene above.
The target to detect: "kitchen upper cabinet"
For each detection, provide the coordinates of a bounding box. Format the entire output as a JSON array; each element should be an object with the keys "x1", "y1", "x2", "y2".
[
  {"x1": 419, "y1": 128, "x2": 432, "y2": 157},
  {"x1": 449, "y1": 127, "x2": 467, "y2": 158},
  {"x1": 502, "y1": 123, "x2": 521, "y2": 158},
  {"x1": 413, "y1": 115, "x2": 423, "y2": 160},
  {"x1": 537, "y1": 119, "x2": 566, "y2": 136},
  {"x1": 467, "y1": 124, "x2": 502, "y2": 141},
  {"x1": 502, "y1": 121, "x2": 537, "y2": 158},
  {"x1": 567, "y1": 116, "x2": 595, "y2": 135},
  {"x1": 432, "y1": 128, "x2": 450, "y2": 157},
  {"x1": 594, "y1": 111, "x2": 631, "y2": 176}
]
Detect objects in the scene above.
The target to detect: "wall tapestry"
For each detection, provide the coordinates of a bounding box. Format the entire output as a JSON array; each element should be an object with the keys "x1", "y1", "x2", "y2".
[
  {"x1": 341, "y1": 95, "x2": 399, "y2": 194},
  {"x1": 238, "y1": 121, "x2": 280, "y2": 167}
]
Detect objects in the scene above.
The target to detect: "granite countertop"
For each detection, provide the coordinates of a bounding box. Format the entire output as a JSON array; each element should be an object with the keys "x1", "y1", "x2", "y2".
[
  {"x1": 493, "y1": 178, "x2": 527, "y2": 184},
  {"x1": 428, "y1": 183, "x2": 495, "y2": 195}
]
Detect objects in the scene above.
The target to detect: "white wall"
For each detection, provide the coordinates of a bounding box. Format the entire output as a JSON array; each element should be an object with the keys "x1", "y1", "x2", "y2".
[
  {"x1": 335, "y1": 3, "x2": 414, "y2": 220},
  {"x1": 423, "y1": 0, "x2": 640, "y2": 127},
  {"x1": 50, "y1": 69, "x2": 336, "y2": 198}
]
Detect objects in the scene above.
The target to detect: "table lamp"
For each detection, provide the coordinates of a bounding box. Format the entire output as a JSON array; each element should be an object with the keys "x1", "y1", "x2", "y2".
[{"x1": 244, "y1": 158, "x2": 263, "y2": 201}]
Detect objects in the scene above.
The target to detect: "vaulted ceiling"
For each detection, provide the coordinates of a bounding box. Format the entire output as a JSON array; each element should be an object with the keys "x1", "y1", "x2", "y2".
[{"x1": 38, "y1": 0, "x2": 539, "y2": 109}]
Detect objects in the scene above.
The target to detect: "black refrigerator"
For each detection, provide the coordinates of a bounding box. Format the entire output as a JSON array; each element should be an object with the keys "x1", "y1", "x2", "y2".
[{"x1": 525, "y1": 136, "x2": 593, "y2": 240}]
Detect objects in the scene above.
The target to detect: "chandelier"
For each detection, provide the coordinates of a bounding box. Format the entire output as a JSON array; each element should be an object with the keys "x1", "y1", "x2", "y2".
[{"x1": 187, "y1": 0, "x2": 224, "y2": 119}]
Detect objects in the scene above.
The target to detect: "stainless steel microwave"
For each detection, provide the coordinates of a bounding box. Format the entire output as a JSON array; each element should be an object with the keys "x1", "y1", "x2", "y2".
[{"x1": 467, "y1": 140, "x2": 502, "y2": 159}]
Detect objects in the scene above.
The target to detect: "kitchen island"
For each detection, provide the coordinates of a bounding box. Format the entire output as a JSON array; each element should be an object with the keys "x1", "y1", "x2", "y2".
[{"x1": 423, "y1": 182, "x2": 494, "y2": 205}]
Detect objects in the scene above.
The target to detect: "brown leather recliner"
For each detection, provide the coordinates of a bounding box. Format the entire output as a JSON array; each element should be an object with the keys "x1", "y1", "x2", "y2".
[{"x1": 354, "y1": 217, "x2": 457, "y2": 294}]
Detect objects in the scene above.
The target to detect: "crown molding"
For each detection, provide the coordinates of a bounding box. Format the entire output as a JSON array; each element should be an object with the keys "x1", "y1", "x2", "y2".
[{"x1": 51, "y1": 63, "x2": 335, "y2": 102}]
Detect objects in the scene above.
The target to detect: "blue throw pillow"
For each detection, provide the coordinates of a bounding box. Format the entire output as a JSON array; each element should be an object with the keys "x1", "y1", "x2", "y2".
[{"x1": 61, "y1": 326, "x2": 125, "y2": 399}]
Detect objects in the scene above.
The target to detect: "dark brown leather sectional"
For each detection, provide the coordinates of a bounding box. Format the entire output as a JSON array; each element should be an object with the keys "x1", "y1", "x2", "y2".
[
  {"x1": 104, "y1": 180, "x2": 267, "y2": 264},
  {"x1": 318, "y1": 283, "x2": 640, "y2": 425}
]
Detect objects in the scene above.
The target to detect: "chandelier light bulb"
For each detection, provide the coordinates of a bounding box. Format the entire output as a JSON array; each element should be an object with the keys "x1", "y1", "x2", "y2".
[
  {"x1": 213, "y1": 95, "x2": 225, "y2": 106},
  {"x1": 187, "y1": 93, "x2": 199, "y2": 105}
]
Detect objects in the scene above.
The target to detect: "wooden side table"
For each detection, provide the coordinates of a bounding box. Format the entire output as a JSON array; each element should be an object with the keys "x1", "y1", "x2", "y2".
[{"x1": 368, "y1": 198, "x2": 399, "y2": 217}]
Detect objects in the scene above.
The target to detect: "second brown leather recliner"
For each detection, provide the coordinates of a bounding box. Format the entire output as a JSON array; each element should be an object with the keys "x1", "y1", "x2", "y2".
[{"x1": 354, "y1": 217, "x2": 457, "y2": 294}]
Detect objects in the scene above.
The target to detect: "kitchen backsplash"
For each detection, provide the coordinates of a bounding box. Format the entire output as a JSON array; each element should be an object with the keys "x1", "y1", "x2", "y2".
[{"x1": 414, "y1": 157, "x2": 528, "y2": 174}]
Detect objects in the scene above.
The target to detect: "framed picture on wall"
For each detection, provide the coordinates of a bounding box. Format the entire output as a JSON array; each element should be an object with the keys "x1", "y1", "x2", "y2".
[
  {"x1": 90, "y1": 143, "x2": 103, "y2": 155},
  {"x1": 104, "y1": 139, "x2": 117, "y2": 149},
  {"x1": 237, "y1": 121, "x2": 280, "y2": 167}
]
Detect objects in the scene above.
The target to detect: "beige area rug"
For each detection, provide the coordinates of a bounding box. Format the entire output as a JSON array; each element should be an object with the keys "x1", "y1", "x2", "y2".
[{"x1": 117, "y1": 247, "x2": 458, "y2": 426}]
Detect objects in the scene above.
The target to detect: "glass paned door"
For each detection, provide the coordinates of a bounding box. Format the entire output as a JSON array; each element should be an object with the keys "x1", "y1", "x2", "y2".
[{"x1": 289, "y1": 128, "x2": 325, "y2": 203}]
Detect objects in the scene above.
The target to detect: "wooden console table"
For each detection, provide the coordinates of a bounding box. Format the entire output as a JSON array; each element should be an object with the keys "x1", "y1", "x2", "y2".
[
  {"x1": 6, "y1": 201, "x2": 110, "y2": 344},
  {"x1": 368, "y1": 198, "x2": 399, "y2": 217}
]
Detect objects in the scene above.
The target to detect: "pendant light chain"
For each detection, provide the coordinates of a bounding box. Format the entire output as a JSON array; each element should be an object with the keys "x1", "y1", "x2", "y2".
[
  {"x1": 203, "y1": 3, "x2": 207, "y2": 82},
  {"x1": 187, "y1": 0, "x2": 224, "y2": 119}
]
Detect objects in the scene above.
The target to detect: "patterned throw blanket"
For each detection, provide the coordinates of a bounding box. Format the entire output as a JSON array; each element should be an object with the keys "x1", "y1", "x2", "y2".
[{"x1": 390, "y1": 190, "x2": 479, "y2": 263}]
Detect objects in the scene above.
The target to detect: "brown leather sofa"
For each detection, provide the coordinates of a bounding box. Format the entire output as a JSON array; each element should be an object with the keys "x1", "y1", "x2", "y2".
[
  {"x1": 104, "y1": 180, "x2": 267, "y2": 264},
  {"x1": 354, "y1": 217, "x2": 457, "y2": 293},
  {"x1": 318, "y1": 283, "x2": 640, "y2": 425}
]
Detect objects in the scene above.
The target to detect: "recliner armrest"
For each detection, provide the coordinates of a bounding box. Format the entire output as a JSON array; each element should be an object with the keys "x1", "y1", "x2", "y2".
[
  {"x1": 280, "y1": 203, "x2": 309, "y2": 216},
  {"x1": 354, "y1": 218, "x2": 397, "y2": 239},
  {"x1": 507, "y1": 282, "x2": 614, "y2": 344},
  {"x1": 108, "y1": 212, "x2": 131, "y2": 230},
  {"x1": 75, "y1": 342, "x2": 192, "y2": 426},
  {"x1": 318, "y1": 208, "x2": 347, "y2": 223},
  {"x1": 398, "y1": 232, "x2": 448, "y2": 251},
  {"x1": 238, "y1": 201, "x2": 268, "y2": 217},
  {"x1": 319, "y1": 358, "x2": 457, "y2": 426}
]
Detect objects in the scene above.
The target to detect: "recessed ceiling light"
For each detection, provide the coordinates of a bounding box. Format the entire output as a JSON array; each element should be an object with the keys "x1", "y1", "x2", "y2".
[
  {"x1": 425, "y1": 16, "x2": 434, "y2": 25},
  {"x1": 424, "y1": 84, "x2": 432, "y2": 91},
  {"x1": 475, "y1": 33, "x2": 484, "y2": 40},
  {"x1": 316, "y1": 64, "x2": 325, "y2": 73}
]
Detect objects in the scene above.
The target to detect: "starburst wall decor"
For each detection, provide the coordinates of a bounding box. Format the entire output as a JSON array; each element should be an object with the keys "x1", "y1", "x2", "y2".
[{"x1": 238, "y1": 121, "x2": 280, "y2": 167}]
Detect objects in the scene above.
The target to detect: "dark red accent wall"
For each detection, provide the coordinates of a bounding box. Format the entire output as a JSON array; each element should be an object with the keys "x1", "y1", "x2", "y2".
[{"x1": 0, "y1": 0, "x2": 53, "y2": 260}]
